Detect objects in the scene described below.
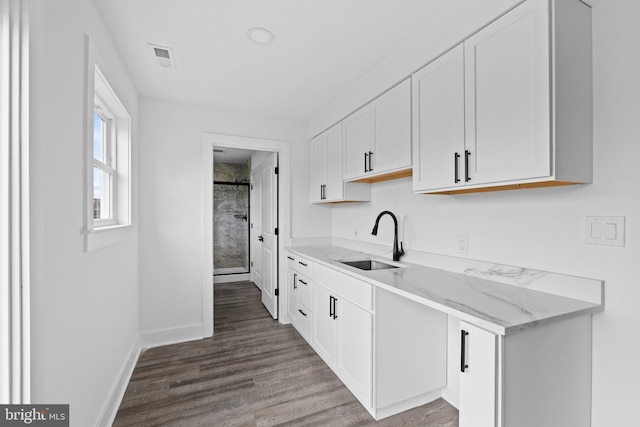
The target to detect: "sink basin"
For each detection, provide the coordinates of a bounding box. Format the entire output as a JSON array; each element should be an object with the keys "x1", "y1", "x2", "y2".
[{"x1": 339, "y1": 259, "x2": 402, "y2": 271}]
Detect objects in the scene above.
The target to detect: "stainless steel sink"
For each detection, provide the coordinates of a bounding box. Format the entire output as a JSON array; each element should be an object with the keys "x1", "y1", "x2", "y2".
[{"x1": 339, "y1": 259, "x2": 403, "y2": 271}]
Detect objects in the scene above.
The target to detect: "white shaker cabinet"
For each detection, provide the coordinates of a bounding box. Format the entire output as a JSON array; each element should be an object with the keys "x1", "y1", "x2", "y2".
[
  {"x1": 458, "y1": 315, "x2": 593, "y2": 427},
  {"x1": 412, "y1": 44, "x2": 465, "y2": 192},
  {"x1": 285, "y1": 252, "x2": 313, "y2": 339},
  {"x1": 344, "y1": 79, "x2": 412, "y2": 182},
  {"x1": 286, "y1": 255, "x2": 299, "y2": 328},
  {"x1": 413, "y1": 0, "x2": 592, "y2": 194},
  {"x1": 459, "y1": 322, "x2": 498, "y2": 427},
  {"x1": 312, "y1": 267, "x2": 373, "y2": 409},
  {"x1": 311, "y1": 123, "x2": 370, "y2": 203}
]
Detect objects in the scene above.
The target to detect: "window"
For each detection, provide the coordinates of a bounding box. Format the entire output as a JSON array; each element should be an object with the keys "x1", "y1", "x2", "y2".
[
  {"x1": 85, "y1": 63, "x2": 131, "y2": 249},
  {"x1": 93, "y1": 97, "x2": 116, "y2": 225}
]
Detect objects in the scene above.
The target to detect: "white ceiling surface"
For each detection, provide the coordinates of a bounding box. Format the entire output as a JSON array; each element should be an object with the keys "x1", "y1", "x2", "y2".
[{"x1": 94, "y1": 0, "x2": 451, "y2": 121}]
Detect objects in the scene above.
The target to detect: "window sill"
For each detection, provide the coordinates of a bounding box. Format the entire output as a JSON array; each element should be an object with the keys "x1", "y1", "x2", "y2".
[{"x1": 84, "y1": 224, "x2": 133, "y2": 252}]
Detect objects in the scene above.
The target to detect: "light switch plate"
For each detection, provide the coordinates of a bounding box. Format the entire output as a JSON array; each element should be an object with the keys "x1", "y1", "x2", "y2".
[{"x1": 585, "y1": 216, "x2": 625, "y2": 247}]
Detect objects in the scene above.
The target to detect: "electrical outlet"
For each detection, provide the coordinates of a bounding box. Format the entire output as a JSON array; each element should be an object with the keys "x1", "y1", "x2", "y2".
[{"x1": 456, "y1": 235, "x2": 468, "y2": 255}]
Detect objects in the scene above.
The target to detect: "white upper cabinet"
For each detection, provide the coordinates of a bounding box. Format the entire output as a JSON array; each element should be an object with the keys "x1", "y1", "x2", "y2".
[
  {"x1": 311, "y1": 122, "x2": 370, "y2": 203},
  {"x1": 413, "y1": 44, "x2": 466, "y2": 192},
  {"x1": 344, "y1": 79, "x2": 412, "y2": 182},
  {"x1": 413, "y1": 0, "x2": 592, "y2": 194}
]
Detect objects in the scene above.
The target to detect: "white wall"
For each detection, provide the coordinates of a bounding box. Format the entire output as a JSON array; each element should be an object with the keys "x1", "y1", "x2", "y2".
[
  {"x1": 29, "y1": 0, "x2": 140, "y2": 425},
  {"x1": 309, "y1": 0, "x2": 640, "y2": 424},
  {"x1": 138, "y1": 98, "x2": 329, "y2": 345}
]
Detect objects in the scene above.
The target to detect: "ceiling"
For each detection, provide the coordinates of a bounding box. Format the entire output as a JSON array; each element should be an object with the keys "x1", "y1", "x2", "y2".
[{"x1": 94, "y1": 0, "x2": 451, "y2": 121}]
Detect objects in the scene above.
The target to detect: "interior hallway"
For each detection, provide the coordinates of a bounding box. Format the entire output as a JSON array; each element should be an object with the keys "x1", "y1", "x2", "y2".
[{"x1": 113, "y1": 282, "x2": 458, "y2": 426}]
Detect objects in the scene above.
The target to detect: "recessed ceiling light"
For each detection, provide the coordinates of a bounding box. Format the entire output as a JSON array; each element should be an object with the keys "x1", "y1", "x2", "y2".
[{"x1": 247, "y1": 27, "x2": 274, "y2": 45}]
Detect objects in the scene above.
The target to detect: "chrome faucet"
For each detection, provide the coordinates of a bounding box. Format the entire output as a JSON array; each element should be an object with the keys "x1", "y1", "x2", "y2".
[{"x1": 371, "y1": 211, "x2": 405, "y2": 262}]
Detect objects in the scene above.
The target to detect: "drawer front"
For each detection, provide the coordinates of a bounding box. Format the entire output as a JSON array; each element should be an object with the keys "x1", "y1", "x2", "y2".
[
  {"x1": 286, "y1": 252, "x2": 297, "y2": 269},
  {"x1": 297, "y1": 274, "x2": 313, "y2": 308},
  {"x1": 294, "y1": 256, "x2": 313, "y2": 276},
  {"x1": 314, "y1": 263, "x2": 372, "y2": 311},
  {"x1": 296, "y1": 302, "x2": 312, "y2": 340}
]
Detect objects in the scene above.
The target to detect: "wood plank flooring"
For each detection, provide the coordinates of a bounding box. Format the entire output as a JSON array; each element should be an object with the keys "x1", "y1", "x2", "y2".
[{"x1": 113, "y1": 281, "x2": 459, "y2": 426}]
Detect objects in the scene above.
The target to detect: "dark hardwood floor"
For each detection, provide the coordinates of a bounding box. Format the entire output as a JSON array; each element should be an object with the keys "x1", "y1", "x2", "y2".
[{"x1": 113, "y1": 281, "x2": 459, "y2": 426}]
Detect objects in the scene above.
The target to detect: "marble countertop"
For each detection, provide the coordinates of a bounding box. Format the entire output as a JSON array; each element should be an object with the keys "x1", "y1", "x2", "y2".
[{"x1": 287, "y1": 245, "x2": 603, "y2": 335}]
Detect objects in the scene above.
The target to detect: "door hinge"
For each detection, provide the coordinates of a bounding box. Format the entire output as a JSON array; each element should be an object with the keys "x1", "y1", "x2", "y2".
[
  {"x1": 250, "y1": 184, "x2": 254, "y2": 190},
  {"x1": 275, "y1": 288, "x2": 279, "y2": 296},
  {"x1": 275, "y1": 167, "x2": 279, "y2": 175},
  {"x1": 251, "y1": 261, "x2": 254, "y2": 267},
  {"x1": 275, "y1": 227, "x2": 279, "y2": 236}
]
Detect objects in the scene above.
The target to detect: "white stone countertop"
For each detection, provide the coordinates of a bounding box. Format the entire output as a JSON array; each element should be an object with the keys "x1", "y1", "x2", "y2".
[{"x1": 287, "y1": 245, "x2": 603, "y2": 335}]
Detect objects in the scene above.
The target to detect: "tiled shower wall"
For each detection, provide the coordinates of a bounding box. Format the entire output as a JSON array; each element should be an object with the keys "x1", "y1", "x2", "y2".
[{"x1": 213, "y1": 162, "x2": 250, "y2": 274}]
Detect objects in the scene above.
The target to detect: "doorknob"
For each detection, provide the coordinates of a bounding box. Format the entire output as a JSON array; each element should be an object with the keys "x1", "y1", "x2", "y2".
[{"x1": 258, "y1": 235, "x2": 264, "y2": 242}]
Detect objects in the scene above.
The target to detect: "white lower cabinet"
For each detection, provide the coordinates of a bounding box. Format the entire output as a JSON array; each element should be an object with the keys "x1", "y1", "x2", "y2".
[
  {"x1": 286, "y1": 251, "x2": 313, "y2": 339},
  {"x1": 459, "y1": 322, "x2": 498, "y2": 427},
  {"x1": 312, "y1": 280, "x2": 373, "y2": 409},
  {"x1": 459, "y1": 315, "x2": 593, "y2": 427}
]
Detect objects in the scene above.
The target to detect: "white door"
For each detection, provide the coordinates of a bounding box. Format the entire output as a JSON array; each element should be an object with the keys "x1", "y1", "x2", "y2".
[
  {"x1": 312, "y1": 282, "x2": 336, "y2": 364},
  {"x1": 336, "y1": 297, "x2": 373, "y2": 408},
  {"x1": 251, "y1": 153, "x2": 279, "y2": 319},
  {"x1": 412, "y1": 44, "x2": 465, "y2": 191},
  {"x1": 371, "y1": 78, "x2": 412, "y2": 175},
  {"x1": 311, "y1": 133, "x2": 327, "y2": 202},
  {"x1": 459, "y1": 321, "x2": 498, "y2": 427},
  {"x1": 464, "y1": 0, "x2": 550, "y2": 185},
  {"x1": 343, "y1": 105, "x2": 372, "y2": 180},
  {"x1": 324, "y1": 123, "x2": 344, "y2": 201}
]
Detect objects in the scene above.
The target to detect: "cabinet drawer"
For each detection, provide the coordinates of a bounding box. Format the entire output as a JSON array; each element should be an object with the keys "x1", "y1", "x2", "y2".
[
  {"x1": 296, "y1": 302, "x2": 312, "y2": 340},
  {"x1": 297, "y1": 274, "x2": 313, "y2": 308},
  {"x1": 314, "y1": 263, "x2": 372, "y2": 311},
  {"x1": 286, "y1": 252, "x2": 297, "y2": 269},
  {"x1": 293, "y1": 255, "x2": 313, "y2": 276}
]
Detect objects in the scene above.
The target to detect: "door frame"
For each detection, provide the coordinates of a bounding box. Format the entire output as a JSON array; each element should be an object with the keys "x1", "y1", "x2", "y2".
[{"x1": 201, "y1": 133, "x2": 291, "y2": 337}]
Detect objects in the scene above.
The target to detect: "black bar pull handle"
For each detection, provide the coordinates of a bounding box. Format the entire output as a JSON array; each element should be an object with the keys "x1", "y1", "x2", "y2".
[
  {"x1": 298, "y1": 309, "x2": 307, "y2": 317},
  {"x1": 329, "y1": 296, "x2": 334, "y2": 318},
  {"x1": 332, "y1": 297, "x2": 338, "y2": 319},
  {"x1": 293, "y1": 273, "x2": 297, "y2": 289},
  {"x1": 368, "y1": 151, "x2": 373, "y2": 172},
  {"x1": 454, "y1": 152, "x2": 461, "y2": 183},
  {"x1": 287, "y1": 256, "x2": 294, "y2": 261},
  {"x1": 364, "y1": 152, "x2": 369, "y2": 173},
  {"x1": 464, "y1": 150, "x2": 471, "y2": 182},
  {"x1": 461, "y1": 329, "x2": 469, "y2": 372},
  {"x1": 298, "y1": 261, "x2": 307, "y2": 267},
  {"x1": 298, "y1": 279, "x2": 307, "y2": 285}
]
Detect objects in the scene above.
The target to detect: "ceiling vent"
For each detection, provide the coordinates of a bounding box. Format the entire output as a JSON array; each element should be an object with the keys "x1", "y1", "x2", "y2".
[{"x1": 148, "y1": 43, "x2": 177, "y2": 69}]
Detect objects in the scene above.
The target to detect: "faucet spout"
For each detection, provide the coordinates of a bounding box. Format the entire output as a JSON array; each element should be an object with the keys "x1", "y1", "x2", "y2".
[{"x1": 371, "y1": 211, "x2": 405, "y2": 262}]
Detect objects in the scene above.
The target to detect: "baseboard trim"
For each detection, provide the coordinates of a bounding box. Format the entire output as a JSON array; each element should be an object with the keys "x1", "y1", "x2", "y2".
[
  {"x1": 96, "y1": 336, "x2": 141, "y2": 427},
  {"x1": 141, "y1": 323, "x2": 204, "y2": 350},
  {"x1": 375, "y1": 389, "x2": 443, "y2": 420}
]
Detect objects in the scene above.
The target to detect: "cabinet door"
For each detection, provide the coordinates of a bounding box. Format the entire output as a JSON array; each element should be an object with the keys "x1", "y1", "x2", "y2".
[
  {"x1": 336, "y1": 296, "x2": 373, "y2": 408},
  {"x1": 459, "y1": 322, "x2": 498, "y2": 427},
  {"x1": 287, "y1": 268, "x2": 298, "y2": 328},
  {"x1": 312, "y1": 282, "x2": 336, "y2": 364},
  {"x1": 311, "y1": 133, "x2": 327, "y2": 202},
  {"x1": 464, "y1": 0, "x2": 550, "y2": 185},
  {"x1": 412, "y1": 45, "x2": 465, "y2": 191},
  {"x1": 325, "y1": 123, "x2": 344, "y2": 201},
  {"x1": 371, "y1": 79, "x2": 412, "y2": 175},
  {"x1": 343, "y1": 106, "x2": 372, "y2": 180}
]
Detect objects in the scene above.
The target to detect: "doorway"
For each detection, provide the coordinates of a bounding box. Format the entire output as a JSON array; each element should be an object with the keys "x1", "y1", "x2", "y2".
[
  {"x1": 202, "y1": 133, "x2": 291, "y2": 338},
  {"x1": 213, "y1": 157, "x2": 251, "y2": 283}
]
